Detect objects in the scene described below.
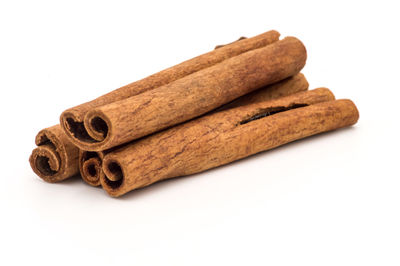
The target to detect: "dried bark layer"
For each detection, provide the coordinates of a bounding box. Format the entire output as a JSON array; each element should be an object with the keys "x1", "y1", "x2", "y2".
[
  {"x1": 78, "y1": 73, "x2": 309, "y2": 186},
  {"x1": 68, "y1": 37, "x2": 307, "y2": 151},
  {"x1": 100, "y1": 88, "x2": 358, "y2": 197},
  {"x1": 61, "y1": 30, "x2": 280, "y2": 146},
  {"x1": 29, "y1": 125, "x2": 79, "y2": 183},
  {"x1": 220, "y1": 72, "x2": 309, "y2": 110}
]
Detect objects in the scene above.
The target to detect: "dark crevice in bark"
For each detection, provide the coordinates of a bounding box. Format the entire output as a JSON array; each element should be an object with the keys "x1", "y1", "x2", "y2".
[{"x1": 239, "y1": 103, "x2": 308, "y2": 125}]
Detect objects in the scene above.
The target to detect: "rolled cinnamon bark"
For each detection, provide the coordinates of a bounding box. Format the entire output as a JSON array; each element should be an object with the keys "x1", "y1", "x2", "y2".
[
  {"x1": 100, "y1": 88, "x2": 359, "y2": 197},
  {"x1": 79, "y1": 149, "x2": 117, "y2": 186},
  {"x1": 220, "y1": 73, "x2": 309, "y2": 110},
  {"x1": 65, "y1": 36, "x2": 307, "y2": 151},
  {"x1": 78, "y1": 73, "x2": 309, "y2": 187},
  {"x1": 29, "y1": 125, "x2": 79, "y2": 183},
  {"x1": 61, "y1": 30, "x2": 280, "y2": 145},
  {"x1": 79, "y1": 151, "x2": 104, "y2": 186}
]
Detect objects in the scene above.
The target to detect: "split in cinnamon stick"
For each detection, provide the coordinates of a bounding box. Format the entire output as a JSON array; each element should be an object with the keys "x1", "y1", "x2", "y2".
[
  {"x1": 60, "y1": 30, "x2": 280, "y2": 146},
  {"x1": 99, "y1": 88, "x2": 359, "y2": 197},
  {"x1": 29, "y1": 125, "x2": 79, "y2": 183},
  {"x1": 78, "y1": 73, "x2": 309, "y2": 186},
  {"x1": 63, "y1": 36, "x2": 307, "y2": 151}
]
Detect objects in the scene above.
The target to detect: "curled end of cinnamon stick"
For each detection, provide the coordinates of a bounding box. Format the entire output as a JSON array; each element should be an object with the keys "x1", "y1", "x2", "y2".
[
  {"x1": 61, "y1": 111, "x2": 93, "y2": 142},
  {"x1": 79, "y1": 151, "x2": 103, "y2": 186},
  {"x1": 84, "y1": 110, "x2": 110, "y2": 143},
  {"x1": 101, "y1": 158, "x2": 125, "y2": 197},
  {"x1": 29, "y1": 125, "x2": 79, "y2": 183},
  {"x1": 60, "y1": 110, "x2": 111, "y2": 151}
]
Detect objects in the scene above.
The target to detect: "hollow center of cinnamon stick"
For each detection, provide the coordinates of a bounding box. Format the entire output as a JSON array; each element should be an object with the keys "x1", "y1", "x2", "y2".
[
  {"x1": 108, "y1": 162, "x2": 123, "y2": 180},
  {"x1": 36, "y1": 155, "x2": 57, "y2": 176},
  {"x1": 90, "y1": 117, "x2": 108, "y2": 138},
  {"x1": 104, "y1": 162, "x2": 123, "y2": 189},
  {"x1": 65, "y1": 118, "x2": 98, "y2": 143},
  {"x1": 239, "y1": 104, "x2": 309, "y2": 125},
  {"x1": 87, "y1": 164, "x2": 97, "y2": 177}
]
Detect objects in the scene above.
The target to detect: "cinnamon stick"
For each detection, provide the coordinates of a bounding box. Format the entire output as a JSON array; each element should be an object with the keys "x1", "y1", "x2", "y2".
[
  {"x1": 60, "y1": 30, "x2": 280, "y2": 145},
  {"x1": 99, "y1": 88, "x2": 358, "y2": 197},
  {"x1": 64, "y1": 36, "x2": 307, "y2": 151},
  {"x1": 78, "y1": 73, "x2": 309, "y2": 187},
  {"x1": 79, "y1": 149, "x2": 116, "y2": 187},
  {"x1": 79, "y1": 151, "x2": 105, "y2": 187},
  {"x1": 220, "y1": 73, "x2": 309, "y2": 110},
  {"x1": 29, "y1": 125, "x2": 79, "y2": 183}
]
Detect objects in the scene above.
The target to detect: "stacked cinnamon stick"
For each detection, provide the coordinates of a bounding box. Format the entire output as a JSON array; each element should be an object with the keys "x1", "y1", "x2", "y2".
[{"x1": 29, "y1": 30, "x2": 359, "y2": 197}]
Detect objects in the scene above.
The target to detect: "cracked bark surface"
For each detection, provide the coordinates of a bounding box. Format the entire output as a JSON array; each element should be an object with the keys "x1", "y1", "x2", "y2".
[{"x1": 100, "y1": 88, "x2": 358, "y2": 197}]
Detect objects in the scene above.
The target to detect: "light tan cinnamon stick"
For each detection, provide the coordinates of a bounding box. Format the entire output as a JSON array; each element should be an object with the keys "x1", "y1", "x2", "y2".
[
  {"x1": 60, "y1": 30, "x2": 280, "y2": 146},
  {"x1": 78, "y1": 73, "x2": 309, "y2": 186},
  {"x1": 220, "y1": 72, "x2": 309, "y2": 110},
  {"x1": 63, "y1": 36, "x2": 307, "y2": 151},
  {"x1": 29, "y1": 125, "x2": 79, "y2": 182},
  {"x1": 100, "y1": 88, "x2": 359, "y2": 197}
]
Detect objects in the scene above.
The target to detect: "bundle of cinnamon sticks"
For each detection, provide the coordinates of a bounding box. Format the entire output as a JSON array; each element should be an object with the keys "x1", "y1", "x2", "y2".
[{"x1": 29, "y1": 30, "x2": 359, "y2": 197}]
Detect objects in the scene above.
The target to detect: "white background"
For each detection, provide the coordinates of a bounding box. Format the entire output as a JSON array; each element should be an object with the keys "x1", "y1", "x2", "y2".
[{"x1": 0, "y1": 1, "x2": 399, "y2": 265}]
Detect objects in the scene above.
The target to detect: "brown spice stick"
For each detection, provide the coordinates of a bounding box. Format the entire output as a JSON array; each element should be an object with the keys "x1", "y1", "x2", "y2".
[
  {"x1": 99, "y1": 88, "x2": 357, "y2": 197},
  {"x1": 79, "y1": 151, "x2": 105, "y2": 187},
  {"x1": 79, "y1": 148, "x2": 118, "y2": 186},
  {"x1": 65, "y1": 36, "x2": 307, "y2": 151},
  {"x1": 29, "y1": 125, "x2": 79, "y2": 182},
  {"x1": 60, "y1": 30, "x2": 280, "y2": 143},
  {"x1": 78, "y1": 73, "x2": 308, "y2": 187},
  {"x1": 220, "y1": 72, "x2": 309, "y2": 110}
]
